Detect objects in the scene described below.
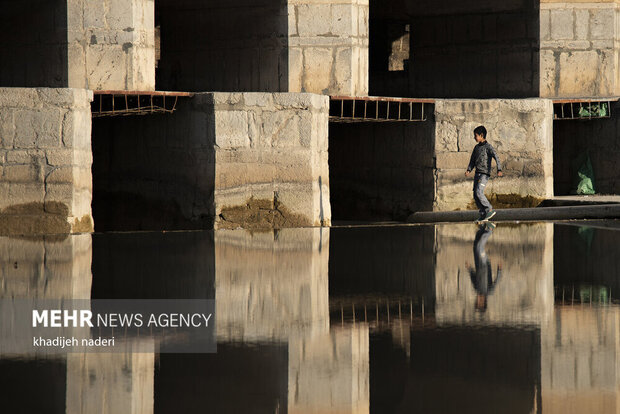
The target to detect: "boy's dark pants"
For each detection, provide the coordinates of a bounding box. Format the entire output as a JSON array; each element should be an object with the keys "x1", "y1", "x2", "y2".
[{"x1": 473, "y1": 172, "x2": 493, "y2": 217}]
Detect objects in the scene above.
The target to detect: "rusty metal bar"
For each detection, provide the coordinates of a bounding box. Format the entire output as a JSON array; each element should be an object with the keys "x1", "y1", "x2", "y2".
[
  {"x1": 329, "y1": 95, "x2": 433, "y2": 123},
  {"x1": 92, "y1": 90, "x2": 191, "y2": 118}
]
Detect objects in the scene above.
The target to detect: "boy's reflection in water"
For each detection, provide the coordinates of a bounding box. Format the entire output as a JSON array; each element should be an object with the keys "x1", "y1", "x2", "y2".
[{"x1": 466, "y1": 223, "x2": 503, "y2": 312}]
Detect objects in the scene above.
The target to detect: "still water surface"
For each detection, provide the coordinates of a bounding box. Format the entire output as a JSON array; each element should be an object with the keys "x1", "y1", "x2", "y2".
[{"x1": 0, "y1": 221, "x2": 618, "y2": 413}]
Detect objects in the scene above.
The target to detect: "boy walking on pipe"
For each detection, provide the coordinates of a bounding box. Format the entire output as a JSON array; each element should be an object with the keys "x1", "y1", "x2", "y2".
[{"x1": 465, "y1": 126, "x2": 503, "y2": 222}]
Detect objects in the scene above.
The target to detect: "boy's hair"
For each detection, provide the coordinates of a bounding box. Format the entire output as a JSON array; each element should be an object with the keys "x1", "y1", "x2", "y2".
[{"x1": 474, "y1": 125, "x2": 487, "y2": 139}]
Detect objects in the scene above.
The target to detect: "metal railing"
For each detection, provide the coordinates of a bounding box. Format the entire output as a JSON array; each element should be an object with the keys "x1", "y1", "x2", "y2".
[{"x1": 92, "y1": 90, "x2": 193, "y2": 118}]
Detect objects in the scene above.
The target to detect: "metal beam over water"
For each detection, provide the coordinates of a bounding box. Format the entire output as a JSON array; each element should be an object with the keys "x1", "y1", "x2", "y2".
[
  {"x1": 329, "y1": 96, "x2": 434, "y2": 123},
  {"x1": 92, "y1": 90, "x2": 194, "y2": 118}
]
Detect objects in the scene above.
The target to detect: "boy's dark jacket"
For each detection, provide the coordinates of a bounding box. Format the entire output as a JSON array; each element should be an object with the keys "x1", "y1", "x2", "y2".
[{"x1": 467, "y1": 141, "x2": 502, "y2": 176}]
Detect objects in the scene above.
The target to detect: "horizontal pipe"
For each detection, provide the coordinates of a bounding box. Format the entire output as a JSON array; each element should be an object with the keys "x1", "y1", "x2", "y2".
[{"x1": 408, "y1": 204, "x2": 620, "y2": 223}]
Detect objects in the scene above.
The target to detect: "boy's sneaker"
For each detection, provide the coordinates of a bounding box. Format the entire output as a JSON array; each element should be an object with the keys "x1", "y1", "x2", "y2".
[
  {"x1": 483, "y1": 209, "x2": 496, "y2": 221},
  {"x1": 485, "y1": 222, "x2": 496, "y2": 230}
]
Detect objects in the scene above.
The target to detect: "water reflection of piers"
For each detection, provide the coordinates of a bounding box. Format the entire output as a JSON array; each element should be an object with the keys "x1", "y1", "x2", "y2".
[{"x1": 0, "y1": 223, "x2": 619, "y2": 413}]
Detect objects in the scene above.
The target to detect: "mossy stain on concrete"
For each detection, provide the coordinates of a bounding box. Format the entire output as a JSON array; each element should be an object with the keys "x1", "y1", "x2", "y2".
[{"x1": 218, "y1": 196, "x2": 312, "y2": 230}]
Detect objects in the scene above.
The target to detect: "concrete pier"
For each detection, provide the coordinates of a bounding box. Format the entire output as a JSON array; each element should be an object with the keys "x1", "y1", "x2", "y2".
[
  {"x1": 67, "y1": 0, "x2": 156, "y2": 91},
  {"x1": 0, "y1": 88, "x2": 93, "y2": 235},
  {"x1": 540, "y1": 0, "x2": 620, "y2": 97},
  {"x1": 93, "y1": 92, "x2": 330, "y2": 231},
  {"x1": 434, "y1": 99, "x2": 554, "y2": 211}
]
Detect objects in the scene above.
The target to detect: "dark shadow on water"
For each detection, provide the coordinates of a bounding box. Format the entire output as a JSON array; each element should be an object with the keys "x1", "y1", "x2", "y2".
[{"x1": 91, "y1": 231, "x2": 215, "y2": 299}]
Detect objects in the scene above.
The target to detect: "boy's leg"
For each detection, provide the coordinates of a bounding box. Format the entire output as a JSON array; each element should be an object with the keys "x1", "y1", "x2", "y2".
[
  {"x1": 473, "y1": 174, "x2": 485, "y2": 218},
  {"x1": 475, "y1": 174, "x2": 493, "y2": 215}
]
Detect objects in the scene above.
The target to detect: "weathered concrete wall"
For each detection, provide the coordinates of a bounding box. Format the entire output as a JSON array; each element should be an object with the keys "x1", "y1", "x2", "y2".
[
  {"x1": 289, "y1": 0, "x2": 369, "y2": 96},
  {"x1": 212, "y1": 93, "x2": 331, "y2": 229},
  {"x1": 0, "y1": 88, "x2": 93, "y2": 235},
  {"x1": 553, "y1": 109, "x2": 620, "y2": 195},
  {"x1": 541, "y1": 306, "x2": 620, "y2": 414},
  {"x1": 540, "y1": 1, "x2": 620, "y2": 97},
  {"x1": 156, "y1": 0, "x2": 288, "y2": 92},
  {"x1": 434, "y1": 99, "x2": 554, "y2": 211},
  {"x1": 93, "y1": 92, "x2": 329, "y2": 231},
  {"x1": 215, "y1": 228, "x2": 329, "y2": 342},
  {"x1": 289, "y1": 326, "x2": 369, "y2": 414},
  {"x1": 66, "y1": 352, "x2": 154, "y2": 414},
  {"x1": 434, "y1": 223, "x2": 554, "y2": 325},
  {"x1": 0, "y1": 0, "x2": 68, "y2": 87},
  {"x1": 329, "y1": 120, "x2": 434, "y2": 220},
  {"x1": 370, "y1": 0, "x2": 540, "y2": 98},
  {"x1": 67, "y1": 0, "x2": 155, "y2": 91}
]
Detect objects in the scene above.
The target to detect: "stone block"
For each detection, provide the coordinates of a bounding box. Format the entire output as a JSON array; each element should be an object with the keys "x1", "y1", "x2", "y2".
[
  {"x1": 523, "y1": 161, "x2": 544, "y2": 177},
  {"x1": 62, "y1": 109, "x2": 92, "y2": 149},
  {"x1": 0, "y1": 88, "x2": 39, "y2": 108},
  {"x1": 434, "y1": 121, "x2": 459, "y2": 152},
  {"x1": 215, "y1": 111, "x2": 250, "y2": 149},
  {"x1": 14, "y1": 110, "x2": 63, "y2": 149},
  {"x1": 261, "y1": 112, "x2": 302, "y2": 148},
  {"x1": 83, "y1": 0, "x2": 106, "y2": 29},
  {"x1": 289, "y1": 48, "x2": 304, "y2": 92},
  {"x1": 590, "y1": 8, "x2": 614, "y2": 40},
  {"x1": 331, "y1": 4, "x2": 354, "y2": 37},
  {"x1": 358, "y1": 4, "x2": 369, "y2": 38},
  {"x1": 297, "y1": 4, "x2": 331, "y2": 36},
  {"x1": 540, "y1": 9, "x2": 550, "y2": 40},
  {"x1": 558, "y1": 51, "x2": 601, "y2": 96},
  {"x1": 503, "y1": 158, "x2": 524, "y2": 173},
  {"x1": 457, "y1": 121, "x2": 483, "y2": 153},
  {"x1": 4, "y1": 163, "x2": 44, "y2": 183},
  {"x1": 44, "y1": 183, "x2": 75, "y2": 205},
  {"x1": 68, "y1": 43, "x2": 87, "y2": 89},
  {"x1": 72, "y1": 167, "x2": 92, "y2": 190},
  {"x1": 130, "y1": 44, "x2": 156, "y2": 91},
  {"x1": 37, "y1": 88, "x2": 92, "y2": 109},
  {"x1": 550, "y1": 9, "x2": 574, "y2": 40},
  {"x1": 302, "y1": 48, "x2": 333, "y2": 94},
  {"x1": 436, "y1": 152, "x2": 471, "y2": 169},
  {"x1": 106, "y1": 0, "x2": 135, "y2": 30},
  {"x1": 46, "y1": 167, "x2": 74, "y2": 184},
  {"x1": 591, "y1": 40, "x2": 614, "y2": 50},
  {"x1": 288, "y1": 4, "x2": 298, "y2": 37},
  {"x1": 540, "y1": 49, "x2": 557, "y2": 98},
  {"x1": 333, "y1": 47, "x2": 353, "y2": 94},
  {"x1": 243, "y1": 93, "x2": 274, "y2": 108},
  {"x1": 495, "y1": 120, "x2": 529, "y2": 153},
  {"x1": 86, "y1": 46, "x2": 127, "y2": 90},
  {"x1": 0, "y1": 110, "x2": 15, "y2": 148},
  {"x1": 6, "y1": 150, "x2": 31, "y2": 164},
  {"x1": 8, "y1": 182, "x2": 46, "y2": 204},
  {"x1": 574, "y1": 9, "x2": 589, "y2": 40},
  {"x1": 46, "y1": 149, "x2": 75, "y2": 166}
]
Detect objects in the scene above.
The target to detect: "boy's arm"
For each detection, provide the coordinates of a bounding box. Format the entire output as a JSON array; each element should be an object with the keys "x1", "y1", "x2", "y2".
[
  {"x1": 489, "y1": 145, "x2": 503, "y2": 174},
  {"x1": 466, "y1": 150, "x2": 475, "y2": 173}
]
